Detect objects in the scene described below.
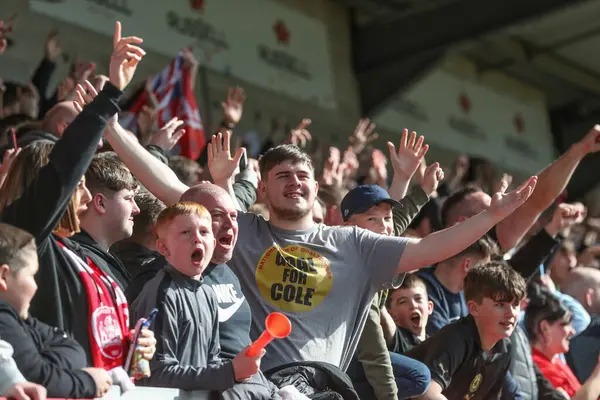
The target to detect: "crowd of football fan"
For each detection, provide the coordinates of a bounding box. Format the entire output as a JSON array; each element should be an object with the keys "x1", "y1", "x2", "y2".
[{"x1": 0, "y1": 17, "x2": 599, "y2": 400}]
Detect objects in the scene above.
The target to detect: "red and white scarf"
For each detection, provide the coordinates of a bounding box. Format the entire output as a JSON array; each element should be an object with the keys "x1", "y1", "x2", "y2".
[{"x1": 56, "y1": 239, "x2": 130, "y2": 370}]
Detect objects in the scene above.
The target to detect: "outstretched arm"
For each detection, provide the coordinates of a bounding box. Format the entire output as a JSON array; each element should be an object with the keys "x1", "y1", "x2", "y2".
[
  {"x1": 496, "y1": 125, "x2": 600, "y2": 251},
  {"x1": 398, "y1": 176, "x2": 537, "y2": 273},
  {"x1": 105, "y1": 117, "x2": 188, "y2": 205}
]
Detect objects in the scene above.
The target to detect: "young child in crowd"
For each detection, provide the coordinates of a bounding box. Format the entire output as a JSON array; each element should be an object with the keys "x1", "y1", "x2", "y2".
[
  {"x1": 386, "y1": 274, "x2": 433, "y2": 354},
  {"x1": 131, "y1": 202, "x2": 279, "y2": 399},
  {"x1": 342, "y1": 184, "x2": 432, "y2": 399},
  {"x1": 405, "y1": 261, "x2": 526, "y2": 400}
]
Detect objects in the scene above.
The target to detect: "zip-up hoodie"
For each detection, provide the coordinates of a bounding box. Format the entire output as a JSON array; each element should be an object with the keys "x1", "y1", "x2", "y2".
[{"x1": 0, "y1": 299, "x2": 96, "y2": 398}]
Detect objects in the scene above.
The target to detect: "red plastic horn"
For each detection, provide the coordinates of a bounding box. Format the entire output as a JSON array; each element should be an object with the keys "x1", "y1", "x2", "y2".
[{"x1": 246, "y1": 312, "x2": 292, "y2": 357}]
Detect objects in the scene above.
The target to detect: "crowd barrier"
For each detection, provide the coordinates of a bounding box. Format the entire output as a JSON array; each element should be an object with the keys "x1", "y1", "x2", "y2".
[{"x1": 0, "y1": 386, "x2": 214, "y2": 400}]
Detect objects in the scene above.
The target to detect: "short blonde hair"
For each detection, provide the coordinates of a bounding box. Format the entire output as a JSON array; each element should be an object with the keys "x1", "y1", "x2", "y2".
[{"x1": 154, "y1": 202, "x2": 211, "y2": 237}]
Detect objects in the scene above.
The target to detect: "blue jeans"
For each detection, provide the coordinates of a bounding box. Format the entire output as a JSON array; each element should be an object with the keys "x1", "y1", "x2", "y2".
[{"x1": 347, "y1": 351, "x2": 431, "y2": 399}]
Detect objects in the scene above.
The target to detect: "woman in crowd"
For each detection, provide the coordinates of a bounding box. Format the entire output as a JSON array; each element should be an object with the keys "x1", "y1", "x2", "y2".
[{"x1": 526, "y1": 282, "x2": 600, "y2": 399}]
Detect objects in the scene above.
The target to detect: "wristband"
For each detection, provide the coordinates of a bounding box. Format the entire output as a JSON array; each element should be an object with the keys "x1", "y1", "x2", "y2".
[{"x1": 220, "y1": 120, "x2": 236, "y2": 130}]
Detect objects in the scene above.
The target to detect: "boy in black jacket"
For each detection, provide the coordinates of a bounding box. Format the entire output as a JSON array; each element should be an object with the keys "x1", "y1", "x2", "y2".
[
  {"x1": 386, "y1": 274, "x2": 432, "y2": 354},
  {"x1": 73, "y1": 151, "x2": 140, "y2": 288},
  {"x1": 0, "y1": 222, "x2": 110, "y2": 398},
  {"x1": 406, "y1": 261, "x2": 526, "y2": 400}
]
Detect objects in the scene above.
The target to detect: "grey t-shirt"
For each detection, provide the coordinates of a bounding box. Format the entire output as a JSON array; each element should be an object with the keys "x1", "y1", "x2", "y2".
[{"x1": 229, "y1": 213, "x2": 408, "y2": 371}]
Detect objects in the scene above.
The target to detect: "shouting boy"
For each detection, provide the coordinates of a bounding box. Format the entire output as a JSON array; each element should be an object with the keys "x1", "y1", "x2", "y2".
[
  {"x1": 131, "y1": 202, "x2": 279, "y2": 398},
  {"x1": 386, "y1": 274, "x2": 433, "y2": 354}
]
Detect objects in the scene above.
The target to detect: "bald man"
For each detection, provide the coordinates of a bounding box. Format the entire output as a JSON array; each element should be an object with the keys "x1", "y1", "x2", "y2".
[
  {"x1": 0, "y1": 101, "x2": 78, "y2": 162},
  {"x1": 563, "y1": 267, "x2": 600, "y2": 383},
  {"x1": 128, "y1": 183, "x2": 253, "y2": 360},
  {"x1": 42, "y1": 102, "x2": 78, "y2": 137}
]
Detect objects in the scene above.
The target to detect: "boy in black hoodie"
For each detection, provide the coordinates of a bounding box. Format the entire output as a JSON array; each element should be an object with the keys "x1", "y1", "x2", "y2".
[
  {"x1": 73, "y1": 151, "x2": 140, "y2": 288},
  {"x1": 0, "y1": 222, "x2": 109, "y2": 398}
]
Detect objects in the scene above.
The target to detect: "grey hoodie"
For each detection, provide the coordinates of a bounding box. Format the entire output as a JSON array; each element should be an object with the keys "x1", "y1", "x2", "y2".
[{"x1": 0, "y1": 339, "x2": 26, "y2": 396}]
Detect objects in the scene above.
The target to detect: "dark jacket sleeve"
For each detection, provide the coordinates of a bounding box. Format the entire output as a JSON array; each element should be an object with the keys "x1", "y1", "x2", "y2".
[
  {"x1": 535, "y1": 363, "x2": 569, "y2": 400},
  {"x1": 393, "y1": 187, "x2": 429, "y2": 236},
  {"x1": 232, "y1": 179, "x2": 257, "y2": 213},
  {"x1": 0, "y1": 308, "x2": 96, "y2": 398},
  {"x1": 501, "y1": 371, "x2": 524, "y2": 400},
  {"x1": 1, "y1": 83, "x2": 122, "y2": 246},
  {"x1": 356, "y1": 293, "x2": 398, "y2": 400},
  {"x1": 30, "y1": 57, "x2": 59, "y2": 119},
  {"x1": 147, "y1": 145, "x2": 169, "y2": 165},
  {"x1": 507, "y1": 229, "x2": 558, "y2": 280},
  {"x1": 148, "y1": 293, "x2": 236, "y2": 391},
  {"x1": 436, "y1": 181, "x2": 453, "y2": 198},
  {"x1": 405, "y1": 330, "x2": 468, "y2": 390}
]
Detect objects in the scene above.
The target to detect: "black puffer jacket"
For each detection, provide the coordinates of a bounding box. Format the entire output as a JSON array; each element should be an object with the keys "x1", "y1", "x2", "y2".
[{"x1": 266, "y1": 361, "x2": 359, "y2": 400}]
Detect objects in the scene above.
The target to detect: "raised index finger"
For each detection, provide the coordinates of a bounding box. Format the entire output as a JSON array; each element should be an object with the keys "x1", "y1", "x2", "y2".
[
  {"x1": 296, "y1": 118, "x2": 311, "y2": 131},
  {"x1": 113, "y1": 21, "x2": 121, "y2": 49}
]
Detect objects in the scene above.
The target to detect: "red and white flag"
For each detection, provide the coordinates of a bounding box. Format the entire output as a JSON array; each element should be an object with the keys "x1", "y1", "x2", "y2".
[{"x1": 121, "y1": 51, "x2": 206, "y2": 160}]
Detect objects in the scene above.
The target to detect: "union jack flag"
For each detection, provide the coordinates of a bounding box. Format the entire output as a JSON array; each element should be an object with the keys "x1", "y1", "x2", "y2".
[{"x1": 121, "y1": 51, "x2": 206, "y2": 160}]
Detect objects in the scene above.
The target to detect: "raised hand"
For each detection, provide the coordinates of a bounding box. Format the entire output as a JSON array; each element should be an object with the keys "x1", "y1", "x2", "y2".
[
  {"x1": 0, "y1": 15, "x2": 16, "y2": 55},
  {"x1": 285, "y1": 118, "x2": 312, "y2": 148},
  {"x1": 545, "y1": 203, "x2": 586, "y2": 237},
  {"x1": 321, "y1": 146, "x2": 345, "y2": 187},
  {"x1": 350, "y1": 118, "x2": 378, "y2": 154},
  {"x1": 222, "y1": 87, "x2": 246, "y2": 126},
  {"x1": 341, "y1": 147, "x2": 359, "y2": 178},
  {"x1": 72, "y1": 80, "x2": 117, "y2": 126},
  {"x1": 372, "y1": 148, "x2": 388, "y2": 184},
  {"x1": 137, "y1": 104, "x2": 158, "y2": 143},
  {"x1": 207, "y1": 130, "x2": 245, "y2": 185},
  {"x1": 45, "y1": 29, "x2": 62, "y2": 61},
  {"x1": 420, "y1": 162, "x2": 444, "y2": 196},
  {"x1": 145, "y1": 77, "x2": 159, "y2": 109},
  {"x1": 493, "y1": 173, "x2": 513, "y2": 194},
  {"x1": 93, "y1": 74, "x2": 110, "y2": 92},
  {"x1": 489, "y1": 176, "x2": 538, "y2": 220},
  {"x1": 109, "y1": 21, "x2": 145, "y2": 91},
  {"x1": 577, "y1": 124, "x2": 600, "y2": 154},
  {"x1": 182, "y1": 47, "x2": 199, "y2": 71},
  {"x1": 182, "y1": 47, "x2": 199, "y2": 87},
  {"x1": 149, "y1": 117, "x2": 185, "y2": 151},
  {"x1": 387, "y1": 129, "x2": 429, "y2": 180},
  {"x1": 57, "y1": 76, "x2": 76, "y2": 101},
  {"x1": 15, "y1": 82, "x2": 40, "y2": 119}
]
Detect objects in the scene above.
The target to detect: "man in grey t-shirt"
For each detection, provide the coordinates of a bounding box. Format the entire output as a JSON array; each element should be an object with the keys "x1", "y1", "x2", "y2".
[
  {"x1": 226, "y1": 144, "x2": 537, "y2": 372},
  {"x1": 230, "y1": 213, "x2": 407, "y2": 371}
]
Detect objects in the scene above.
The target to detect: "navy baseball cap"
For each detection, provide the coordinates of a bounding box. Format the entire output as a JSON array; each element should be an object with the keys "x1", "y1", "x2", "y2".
[{"x1": 341, "y1": 184, "x2": 400, "y2": 222}]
